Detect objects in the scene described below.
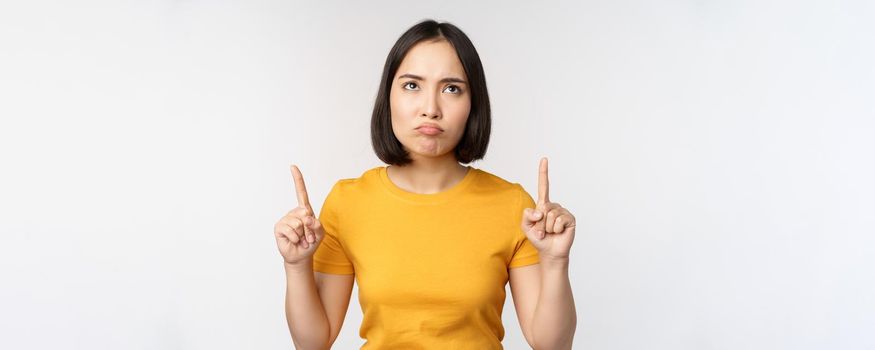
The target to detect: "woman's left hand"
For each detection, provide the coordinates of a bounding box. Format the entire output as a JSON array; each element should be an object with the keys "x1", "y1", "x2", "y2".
[{"x1": 521, "y1": 157, "x2": 576, "y2": 261}]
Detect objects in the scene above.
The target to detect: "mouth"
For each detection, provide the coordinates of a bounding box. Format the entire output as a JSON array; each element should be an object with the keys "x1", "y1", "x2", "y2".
[{"x1": 416, "y1": 125, "x2": 443, "y2": 136}]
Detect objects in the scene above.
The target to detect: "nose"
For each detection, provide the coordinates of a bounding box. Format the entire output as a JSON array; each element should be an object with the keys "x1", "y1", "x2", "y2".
[{"x1": 420, "y1": 90, "x2": 441, "y2": 119}]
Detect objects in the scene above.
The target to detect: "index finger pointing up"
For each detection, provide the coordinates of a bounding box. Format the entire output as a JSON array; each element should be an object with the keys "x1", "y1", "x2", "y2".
[
  {"x1": 290, "y1": 164, "x2": 311, "y2": 210},
  {"x1": 538, "y1": 157, "x2": 549, "y2": 204}
]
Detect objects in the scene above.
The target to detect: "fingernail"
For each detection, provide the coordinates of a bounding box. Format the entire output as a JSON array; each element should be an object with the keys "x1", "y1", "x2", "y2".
[
  {"x1": 537, "y1": 230, "x2": 544, "y2": 239},
  {"x1": 534, "y1": 211, "x2": 542, "y2": 219}
]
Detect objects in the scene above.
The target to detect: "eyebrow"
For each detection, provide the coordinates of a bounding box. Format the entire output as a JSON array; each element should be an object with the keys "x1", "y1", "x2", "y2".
[{"x1": 397, "y1": 73, "x2": 468, "y2": 85}]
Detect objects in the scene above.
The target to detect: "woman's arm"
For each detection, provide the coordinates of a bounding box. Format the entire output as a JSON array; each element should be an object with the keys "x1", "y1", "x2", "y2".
[
  {"x1": 531, "y1": 257, "x2": 576, "y2": 349},
  {"x1": 509, "y1": 258, "x2": 577, "y2": 350},
  {"x1": 514, "y1": 157, "x2": 578, "y2": 349},
  {"x1": 277, "y1": 166, "x2": 354, "y2": 349},
  {"x1": 284, "y1": 258, "x2": 330, "y2": 350}
]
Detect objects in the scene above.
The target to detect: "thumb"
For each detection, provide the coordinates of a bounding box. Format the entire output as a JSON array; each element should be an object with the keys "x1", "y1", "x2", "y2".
[
  {"x1": 307, "y1": 216, "x2": 324, "y2": 238},
  {"x1": 521, "y1": 208, "x2": 543, "y2": 229}
]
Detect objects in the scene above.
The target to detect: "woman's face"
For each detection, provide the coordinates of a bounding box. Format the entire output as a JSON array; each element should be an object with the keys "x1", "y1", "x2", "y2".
[{"x1": 389, "y1": 39, "x2": 471, "y2": 161}]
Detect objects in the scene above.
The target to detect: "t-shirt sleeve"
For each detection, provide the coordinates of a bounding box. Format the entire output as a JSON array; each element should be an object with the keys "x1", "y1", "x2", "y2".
[
  {"x1": 508, "y1": 184, "x2": 540, "y2": 268},
  {"x1": 312, "y1": 181, "x2": 355, "y2": 275}
]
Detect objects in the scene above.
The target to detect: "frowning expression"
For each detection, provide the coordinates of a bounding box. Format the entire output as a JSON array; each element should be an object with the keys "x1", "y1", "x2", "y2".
[{"x1": 389, "y1": 39, "x2": 471, "y2": 159}]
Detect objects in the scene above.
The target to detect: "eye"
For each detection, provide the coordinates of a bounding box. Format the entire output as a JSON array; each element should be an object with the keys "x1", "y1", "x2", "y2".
[
  {"x1": 443, "y1": 85, "x2": 463, "y2": 94},
  {"x1": 402, "y1": 81, "x2": 419, "y2": 90}
]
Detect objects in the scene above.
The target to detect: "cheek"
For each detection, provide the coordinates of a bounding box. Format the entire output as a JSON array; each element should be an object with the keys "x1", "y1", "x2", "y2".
[
  {"x1": 388, "y1": 94, "x2": 403, "y2": 130},
  {"x1": 389, "y1": 94, "x2": 415, "y2": 123},
  {"x1": 447, "y1": 101, "x2": 471, "y2": 135}
]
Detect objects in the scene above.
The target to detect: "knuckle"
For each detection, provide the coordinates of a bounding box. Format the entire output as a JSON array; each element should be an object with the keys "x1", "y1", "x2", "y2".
[{"x1": 287, "y1": 207, "x2": 310, "y2": 218}]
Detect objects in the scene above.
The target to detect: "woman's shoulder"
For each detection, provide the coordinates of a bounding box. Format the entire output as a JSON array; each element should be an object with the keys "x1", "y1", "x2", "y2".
[
  {"x1": 473, "y1": 167, "x2": 517, "y2": 187},
  {"x1": 470, "y1": 167, "x2": 531, "y2": 198},
  {"x1": 326, "y1": 166, "x2": 384, "y2": 195}
]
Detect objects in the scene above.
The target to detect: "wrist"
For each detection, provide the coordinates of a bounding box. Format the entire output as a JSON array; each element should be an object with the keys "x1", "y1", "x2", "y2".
[
  {"x1": 284, "y1": 258, "x2": 313, "y2": 273},
  {"x1": 540, "y1": 255, "x2": 569, "y2": 270}
]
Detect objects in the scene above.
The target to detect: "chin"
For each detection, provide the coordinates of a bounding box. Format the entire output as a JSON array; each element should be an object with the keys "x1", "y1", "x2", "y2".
[
  {"x1": 401, "y1": 136, "x2": 460, "y2": 159},
  {"x1": 404, "y1": 146, "x2": 451, "y2": 159}
]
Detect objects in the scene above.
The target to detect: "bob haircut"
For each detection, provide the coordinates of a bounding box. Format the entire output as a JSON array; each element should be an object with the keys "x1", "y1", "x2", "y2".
[{"x1": 371, "y1": 19, "x2": 491, "y2": 166}]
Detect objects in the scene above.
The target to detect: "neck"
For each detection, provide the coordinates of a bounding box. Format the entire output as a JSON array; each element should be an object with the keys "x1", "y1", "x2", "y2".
[{"x1": 387, "y1": 152, "x2": 469, "y2": 194}]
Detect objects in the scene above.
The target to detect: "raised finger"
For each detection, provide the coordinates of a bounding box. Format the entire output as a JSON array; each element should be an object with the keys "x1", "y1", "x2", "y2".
[
  {"x1": 538, "y1": 157, "x2": 549, "y2": 205},
  {"x1": 290, "y1": 164, "x2": 311, "y2": 212}
]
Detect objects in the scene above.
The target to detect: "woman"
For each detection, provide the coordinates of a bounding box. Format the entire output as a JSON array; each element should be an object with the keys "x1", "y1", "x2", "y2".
[{"x1": 274, "y1": 19, "x2": 577, "y2": 349}]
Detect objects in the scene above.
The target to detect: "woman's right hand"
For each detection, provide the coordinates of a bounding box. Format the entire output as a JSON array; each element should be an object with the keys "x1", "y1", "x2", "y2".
[{"x1": 274, "y1": 165, "x2": 324, "y2": 265}]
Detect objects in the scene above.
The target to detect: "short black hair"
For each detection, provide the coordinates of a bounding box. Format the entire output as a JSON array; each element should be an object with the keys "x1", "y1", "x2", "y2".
[{"x1": 370, "y1": 19, "x2": 491, "y2": 166}]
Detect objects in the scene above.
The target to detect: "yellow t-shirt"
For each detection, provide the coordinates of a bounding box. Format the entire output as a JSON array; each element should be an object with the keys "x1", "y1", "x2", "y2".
[{"x1": 313, "y1": 165, "x2": 540, "y2": 349}]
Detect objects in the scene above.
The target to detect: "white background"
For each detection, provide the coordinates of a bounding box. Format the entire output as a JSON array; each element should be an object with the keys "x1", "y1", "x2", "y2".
[{"x1": 1, "y1": 0, "x2": 873, "y2": 349}]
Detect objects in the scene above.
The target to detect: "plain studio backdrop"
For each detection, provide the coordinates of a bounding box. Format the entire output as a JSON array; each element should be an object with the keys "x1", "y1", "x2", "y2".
[{"x1": 1, "y1": 0, "x2": 873, "y2": 349}]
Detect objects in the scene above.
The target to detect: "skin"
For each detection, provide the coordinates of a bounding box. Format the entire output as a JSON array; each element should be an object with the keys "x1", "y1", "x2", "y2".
[
  {"x1": 512, "y1": 157, "x2": 578, "y2": 349},
  {"x1": 275, "y1": 38, "x2": 578, "y2": 349},
  {"x1": 386, "y1": 38, "x2": 471, "y2": 194}
]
